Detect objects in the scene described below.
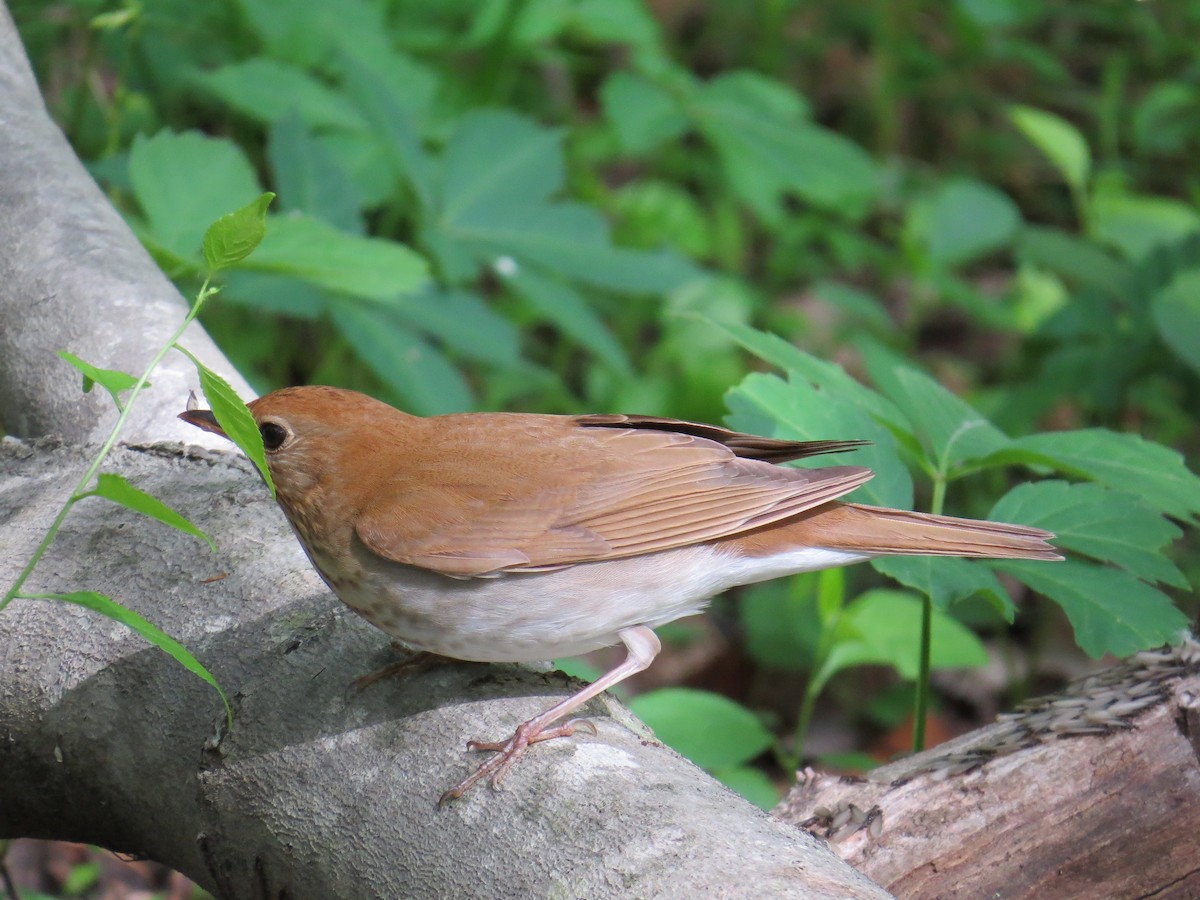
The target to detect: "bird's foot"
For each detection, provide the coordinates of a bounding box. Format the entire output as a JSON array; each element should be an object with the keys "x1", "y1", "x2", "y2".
[
  {"x1": 438, "y1": 717, "x2": 597, "y2": 804},
  {"x1": 347, "y1": 649, "x2": 455, "y2": 697}
]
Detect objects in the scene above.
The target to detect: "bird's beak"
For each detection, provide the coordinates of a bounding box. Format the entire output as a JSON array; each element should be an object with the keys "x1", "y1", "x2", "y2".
[{"x1": 176, "y1": 396, "x2": 228, "y2": 441}]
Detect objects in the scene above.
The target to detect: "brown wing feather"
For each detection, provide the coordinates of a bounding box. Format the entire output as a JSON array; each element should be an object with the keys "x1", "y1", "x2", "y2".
[
  {"x1": 575, "y1": 413, "x2": 869, "y2": 462},
  {"x1": 354, "y1": 416, "x2": 873, "y2": 576}
]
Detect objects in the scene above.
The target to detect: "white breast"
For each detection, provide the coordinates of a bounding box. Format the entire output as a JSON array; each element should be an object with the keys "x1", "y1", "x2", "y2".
[{"x1": 311, "y1": 541, "x2": 871, "y2": 663}]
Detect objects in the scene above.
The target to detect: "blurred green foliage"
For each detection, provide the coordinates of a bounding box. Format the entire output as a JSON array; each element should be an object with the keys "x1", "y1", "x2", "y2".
[{"x1": 14, "y1": 0, "x2": 1200, "y2": 804}]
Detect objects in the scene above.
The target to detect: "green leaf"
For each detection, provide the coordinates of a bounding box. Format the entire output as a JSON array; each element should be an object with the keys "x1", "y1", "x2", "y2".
[
  {"x1": 711, "y1": 765, "x2": 781, "y2": 811},
  {"x1": 504, "y1": 268, "x2": 632, "y2": 373},
  {"x1": 904, "y1": 178, "x2": 1021, "y2": 269},
  {"x1": 693, "y1": 71, "x2": 876, "y2": 218},
  {"x1": 129, "y1": 131, "x2": 262, "y2": 259},
  {"x1": 709, "y1": 320, "x2": 912, "y2": 435},
  {"x1": 866, "y1": 363, "x2": 1010, "y2": 475},
  {"x1": 997, "y1": 559, "x2": 1188, "y2": 658},
  {"x1": 202, "y1": 193, "x2": 274, "y2": 272},
  {"x1": 426, "y1": 109, "x2": 701, "y2": 295},
  {"x1": 340, "y1": 56, "x2": 433, "y2": 211},
  {"x1": 1008, "y1": 105, "x2": 1091, "y2": 194},
  {"x1": 1131, "y1": 81, "x2": 1200, "y2": 156},
  {"x1": 438, "y1": 110, "x2": 565, "y2": 225},
  {"x1": 331, "y1": 304, "x2": 473, "y2": 415},
  {"x1": 816, "y1": 589, "x2": 987, "y2": 687},
  {"x1": 601, "y1": 71, "x2": 688, "y2": 154},
  {"x1": 58, "y1": 351, "x2": 140, "y2": 411},
  {"x1": 268, "y1": 113, "x2": 364, "y2": 234},
  {"x1": 629, "y1": 687, "x2": 773, "y2": 770},
  {"x1": 36, "y1": 591, "x2": 230, "y2": 725},
  {"x1": 1091, "y1": 190, "x2": 1200, "y2": 260},
  {"x1": 740, "y1": 578, "x2": 821, "y2": 669},
  {"x1": 572, "y1": 0, "x2": 664, "y2": 55},
  {"x1": 243, "y1": 215, "x2": 429, "y2": 301},
  {"x1": 871, "y1": 556, "x2": 1015, "y2": 619},
  {"x1": 444, "y1": 196, "x2": 701, "y2": 295},
  {"x1": 180, "y1": 354, "x2": 274, "y2": 498},
  {"x1": 990, "y1": 482, "x2": 1187, "y2": 588},
  {"x1": 725, "y1": 372, "x2": 913, "y2": 509},
  {"x1": 1152, "y1": 268, "x2": 1200, "y2": 375},
  {"x1": 196, "y1": 58, "x2": 367, "y2": 130},
  {"x1": 1017, "y1": 226, "x2": 1129, "y2": 298},
  {"x1": 393, "y1": 286, "x2": 523, "y2": 369},
  {"x1": 1001, "y1": 430, "x2": 1200, "y2": 524},
  {"x1": 87, "y1": 473, "x2": 216, "y2": 552}
]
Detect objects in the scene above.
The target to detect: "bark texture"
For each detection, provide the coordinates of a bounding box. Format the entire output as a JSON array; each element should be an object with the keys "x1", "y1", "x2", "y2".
[{"x1": 777, "y1": 646, "x2": 1200, "y2": 899}]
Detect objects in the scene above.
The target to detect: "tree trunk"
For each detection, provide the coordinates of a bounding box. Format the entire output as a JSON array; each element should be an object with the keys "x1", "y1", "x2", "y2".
[{"x1": 776, "y1": 645, "x2": 1200, "y2": 899}]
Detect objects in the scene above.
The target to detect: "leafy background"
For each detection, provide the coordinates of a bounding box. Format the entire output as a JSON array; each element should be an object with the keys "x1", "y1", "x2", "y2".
[{"x1": 8, "y1": 0, "x2": 1200, "y2": 894}]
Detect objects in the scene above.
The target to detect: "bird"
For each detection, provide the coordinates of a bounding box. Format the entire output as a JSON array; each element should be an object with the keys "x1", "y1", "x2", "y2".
[{"x1": 179, "y1": 385, "x2": 1060, "y2": 802}]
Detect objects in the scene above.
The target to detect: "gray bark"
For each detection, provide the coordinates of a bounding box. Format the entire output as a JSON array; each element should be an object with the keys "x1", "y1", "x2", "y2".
[{"x1": 0, "y1": 5, "x2": 888, "y2": 897}]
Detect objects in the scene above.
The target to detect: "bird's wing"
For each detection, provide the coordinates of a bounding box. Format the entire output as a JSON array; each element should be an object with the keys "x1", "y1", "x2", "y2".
[{"x1": 354, "y1": 416, "x2": 873, "y2": 577}]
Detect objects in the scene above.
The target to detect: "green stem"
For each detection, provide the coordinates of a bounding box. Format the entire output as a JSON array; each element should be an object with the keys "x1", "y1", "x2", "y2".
[
  {"x1": 911, "y1": 474, "x2": 946, "y2": 753},
  {"x1": 1, "y1": 278, "x2": 215, "y2": 613},
  {"x1": 789, "y1": 680, "x2": 821, "y2": 769}
]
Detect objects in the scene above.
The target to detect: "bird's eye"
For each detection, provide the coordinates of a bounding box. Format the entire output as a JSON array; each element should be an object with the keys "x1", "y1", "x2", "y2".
[{"x1": 260, "y1": 421, "x2": 289, "y2": 451}]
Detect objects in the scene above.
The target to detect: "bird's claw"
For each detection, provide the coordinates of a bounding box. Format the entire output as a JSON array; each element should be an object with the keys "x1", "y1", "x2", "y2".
[{"x1": 438, "y1": 717, "x2": 597, "y2": 805}]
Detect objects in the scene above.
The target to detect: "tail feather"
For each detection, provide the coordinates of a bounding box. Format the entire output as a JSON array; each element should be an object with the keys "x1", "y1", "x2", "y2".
[{"x1": 831, "y1": 503, "x2": 1062, "y2": 561}]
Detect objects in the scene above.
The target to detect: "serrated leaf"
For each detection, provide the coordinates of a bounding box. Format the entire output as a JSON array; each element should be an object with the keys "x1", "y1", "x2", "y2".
[
  {"x1": 340, "y1": 56, "x2": 432, "y2": 211},
  {"x1": 37, "y1": 591, "x2": 230, "y2": 725},
  {"x1": 392, "y1": 286, "x2": 522, "y2": 369},
  {"x1": 997, "y1": 559, "x2": 1189, "y2": 658},
  {"x1": 871, "y1": 556, "x2": 1015, "y2": 620},
  {"x1": 1001, "y1": 430, "x2": 1200, "y2": 524},
  {"x1": 867, "y1": 363, "x2": 1010, "y2": 475},
  {"x1": 330, "y1": 304, "x2": 473, "y2": 415},
  {"x1": 202, "y1": 193, "x2": 274, "y2": 272},
  {"x1": 196, "y1": 58, "x2": 368, "y2": 130},
  {"x1": 629, "y1": 687, "x2": 773, "y2": 770},
  {"x1": 705, "y1": 320, "x2": 911, "y2": 435},
  {"x1": 439, "y1": 110, "x2": 565, "y2": 224},
  {"x1": 88, "y1": 473, "x2": 216, "y2": 552},
  {"x1": 426, "y1": 109, "x2": 701, "y2": 295},
  {"x1": 179, "y1": 353, "x2": 274, "y2": 497},
  {"x1": 58, "y1": 351, "x2": 140, "y2": 411},
  {"x1": 990, "y1": 481, "x2": 1187, "y2": 588},
  {"x1": 724, "y1": 371, "x2": 913, "y2": 509},
  {"x1": 268, "y1": 113, "x2": 364, "y2": 234},
  {"x1": 129, "y1": 131, "x2": 262, "y2": 259},
  {"x1": 694, "y1": 71, "x2": 876, "y2": 218},
  {"x1": 504, "y1": 268, "x2": 631, "y2": 373},
  {"x1": 445, "y1": 199, "x2": 701, "y2": 295},
  {"x1": 243, "y1": 215, "x2": 428, "y2": 301}
]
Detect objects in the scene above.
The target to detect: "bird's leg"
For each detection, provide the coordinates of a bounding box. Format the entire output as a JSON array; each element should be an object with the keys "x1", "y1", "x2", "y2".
[
  {"x1": 349, "y1": 645, "x2": 458, "y2": 695},
  {"x1": 439, "y1": 625, "x2": 661, "y2": 804}
]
